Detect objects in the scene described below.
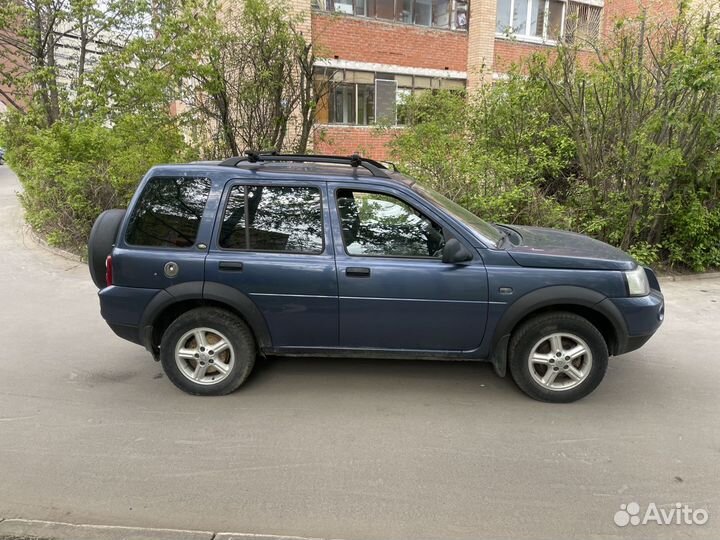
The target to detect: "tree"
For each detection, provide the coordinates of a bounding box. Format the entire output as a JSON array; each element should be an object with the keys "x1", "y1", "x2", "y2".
[
  {"x1": 392, "y1": 5, "x2": 720, "y2": 270},
  {"x1": 537, "y1": 8, "x2": 720, "y2": 254},
  {"x1": 0, "y1": 0, "x2": 145, "y2": 125},
  {"x1": 149, "y1": 0, "x2": 318, "y2": 156}
]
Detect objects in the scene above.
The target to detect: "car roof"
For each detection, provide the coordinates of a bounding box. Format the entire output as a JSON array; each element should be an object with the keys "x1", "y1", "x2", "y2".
[{"x1": 148, "y1": 159, "x2": 418, "y2": 188}]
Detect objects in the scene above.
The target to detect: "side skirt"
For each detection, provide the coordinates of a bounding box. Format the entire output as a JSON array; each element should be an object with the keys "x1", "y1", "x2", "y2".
[{"x1": 261, "y1": 346, "x2": 489, "y2": 362}]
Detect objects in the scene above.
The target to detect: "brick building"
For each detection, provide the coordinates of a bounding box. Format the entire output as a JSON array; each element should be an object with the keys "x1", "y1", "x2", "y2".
[{"x1": 301, "y1": 0, "x2": 677, "y2": 159}]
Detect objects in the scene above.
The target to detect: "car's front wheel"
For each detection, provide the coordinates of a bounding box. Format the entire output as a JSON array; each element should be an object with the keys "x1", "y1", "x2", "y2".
[
  {"x1": 159, "y1": 308, "x2": 256, "y2": 396},
  {"x1": 508, "y1": 312, "x2": 608, "y2": 403}
]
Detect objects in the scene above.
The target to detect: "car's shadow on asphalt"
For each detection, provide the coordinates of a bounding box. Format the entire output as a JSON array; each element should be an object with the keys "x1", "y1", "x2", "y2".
[
  {"x1": 132, "y1": 345, "x2": 669, "y2": 407},
  {"x1": 238, "y1": 354, "x2": 522, "y2": 399}
]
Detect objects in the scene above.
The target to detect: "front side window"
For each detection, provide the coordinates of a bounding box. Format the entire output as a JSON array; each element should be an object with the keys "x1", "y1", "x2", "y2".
[
  {"x1": 125, "y1": 176, "x2": 211, "y2": 248},
  {"x1": 220, "y1": 185, "x2": 324, "y2": 254},
  {"x1": 336, "y1": 189, "x2": 446, "y2": 258}
]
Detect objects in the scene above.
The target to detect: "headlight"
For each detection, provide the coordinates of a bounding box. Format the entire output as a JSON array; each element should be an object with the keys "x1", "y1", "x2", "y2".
[{"x1": 624, "y1": 266, "x2": 650, "y2": 297}]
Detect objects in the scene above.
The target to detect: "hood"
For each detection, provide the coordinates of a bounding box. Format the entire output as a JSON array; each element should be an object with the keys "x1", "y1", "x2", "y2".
[{"x1": 503, "y1": 226, "x2": 637, "y2": 271}]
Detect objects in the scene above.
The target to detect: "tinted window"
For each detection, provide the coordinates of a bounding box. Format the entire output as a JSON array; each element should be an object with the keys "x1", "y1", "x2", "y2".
[
  {"x1": 125, "y1": 176, "x2": 211, "y2": 248},
  {"x1": 337, "y1": 189, "x2": 445, "y2": 257},
  {"x1": 220, "y1": 185, "x2": 324, "y2": 254}
]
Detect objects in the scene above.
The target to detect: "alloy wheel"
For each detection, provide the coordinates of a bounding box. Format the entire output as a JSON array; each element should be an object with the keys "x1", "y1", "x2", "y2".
[
  {"x1": 527, "y1": 332, "x2": 593, "y2": 391},
  {"x1": 174, "y1": 327, "x2": 235, "y2": 385}
]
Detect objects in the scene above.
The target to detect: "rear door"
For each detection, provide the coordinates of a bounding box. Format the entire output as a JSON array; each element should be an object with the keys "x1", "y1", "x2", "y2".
[
  {"x1": 204, "y1": 180, "x2": 338, "y2": 348},
  {"x1": 113, "y1": 174, "x2": 215, "y2": 290}
]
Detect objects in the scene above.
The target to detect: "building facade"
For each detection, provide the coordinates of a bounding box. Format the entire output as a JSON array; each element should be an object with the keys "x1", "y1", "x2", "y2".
[{"x1": 302, "y1": 0, "x2": 676, "y2": 159}]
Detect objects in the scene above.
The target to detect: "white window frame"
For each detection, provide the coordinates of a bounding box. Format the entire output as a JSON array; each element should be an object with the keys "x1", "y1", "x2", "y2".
[
  {"x1": 495, "y1": 0, "x2": 603, "y2": 45},
  {"x1": 495, "y1": 0, "x2": 567, "y2": 45},
  {"x1": 495, "y1": 0, "x2": 566, "y2": 44},
  {"x1": 319, "y1": 0, "x2": 468, "y2": 31}
]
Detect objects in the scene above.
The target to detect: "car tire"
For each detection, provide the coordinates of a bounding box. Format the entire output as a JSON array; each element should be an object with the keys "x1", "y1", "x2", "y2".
[
  {"x1": 88, "y1": 209, "x2": 126, "y2": 289},
  {"x1": 508, "y1": 312, "x2": 608, "y2": 403},
  {"x1": 159, "y1": 307, "x2": 256, "y2": 396}
]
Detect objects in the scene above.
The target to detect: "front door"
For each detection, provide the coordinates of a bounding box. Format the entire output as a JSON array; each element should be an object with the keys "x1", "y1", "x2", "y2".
[
  {"x1": 205, "y1": 180, "x2": 338, "y2": 348},
  {"x1": 330, "y1": 184, "x2": 489, "y2": 352}
]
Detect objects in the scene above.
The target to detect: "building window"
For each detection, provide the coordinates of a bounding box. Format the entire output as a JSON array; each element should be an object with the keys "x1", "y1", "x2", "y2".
[
  {"x1": 318, "y1": 0, "x2": 468, "y2": 30},
  {"x1": 317, "y1": 68, "x2": 466, "y2": 127},
  {"x1": 496, "y1": 0, "x2": 601, "y2": 44},
  {"x1": 564, "y1": 1, "x2": 602, "y2": 44},
  {"x1": 333, "y1": 0, "x2": 354, "y2": 13},
  {"x1": 331, "y1": 84, "x2": 358, "y2": 124}
]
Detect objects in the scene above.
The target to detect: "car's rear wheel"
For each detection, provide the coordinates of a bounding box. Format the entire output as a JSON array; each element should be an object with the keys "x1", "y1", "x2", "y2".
[
  {"x1": 159, "y1": 308, "x2": 256, "y2": 396},
  {"x1": 508, "y1": 312, "x2": 608, "y2": 403}
]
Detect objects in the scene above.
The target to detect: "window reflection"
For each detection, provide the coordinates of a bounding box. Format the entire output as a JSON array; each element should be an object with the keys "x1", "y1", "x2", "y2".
[
  {"x1": 220, "y1": 186, "x2": 324, "y2": 254},
  {"x1": 126, "y1": 176, "x2": 211, "y2": 248},
  {"x1": 337, "y1": 189, "x2": 445, "y2": 258}
]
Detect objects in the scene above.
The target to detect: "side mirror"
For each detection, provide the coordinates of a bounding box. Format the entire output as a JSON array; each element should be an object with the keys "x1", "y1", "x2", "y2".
[{"x1": 442, "y1": 238, "x2": 473, "y2": 264}]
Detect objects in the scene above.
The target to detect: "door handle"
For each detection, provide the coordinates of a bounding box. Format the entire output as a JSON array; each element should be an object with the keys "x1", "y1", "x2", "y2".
[
  {"x1": 346, "y1": 267, "x2": 371, "y2": 277},
  {"x1": 218, "y1": 261, "x2": 244, "y2": 271}
]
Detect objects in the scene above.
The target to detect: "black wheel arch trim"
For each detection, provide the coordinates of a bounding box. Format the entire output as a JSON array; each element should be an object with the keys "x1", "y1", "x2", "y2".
[
  {"x1": 139, "y1": 281, "x2": 273, "y2": 353},
  {"x1": 202, "y1": 282, "x2": 272, "y2": 349},
  {"x1": 490, "y1": 286, "x2": 628, "y2": 377}
]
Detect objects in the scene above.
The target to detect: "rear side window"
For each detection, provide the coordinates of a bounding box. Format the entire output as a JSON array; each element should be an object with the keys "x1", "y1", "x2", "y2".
[
  {"x1": 125, "y1": 176, "x2": 211, "y2": 248},
  {"x1": 219, "y1": 185, "x2": 323, "y2": 254}
]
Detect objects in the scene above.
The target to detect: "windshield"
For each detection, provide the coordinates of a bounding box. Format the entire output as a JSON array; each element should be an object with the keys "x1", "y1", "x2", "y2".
[{"x1": 412, "y1": 183, "x2": 504, "y2": 246}]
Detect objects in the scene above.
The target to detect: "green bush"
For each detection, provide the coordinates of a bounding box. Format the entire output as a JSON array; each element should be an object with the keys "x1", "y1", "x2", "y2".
[
  {"x1": 1, "y1": 113, "x2": 193, "y2": 253},
  {"x1": 665, "y1": 194, "x2": 720, "y2": 272},
  {"x1": 391, "y1": 11, "x2": 720, "y2": 271},
  {"x1": 391, "y1": 77, "x2": 576, "y2": 231}
]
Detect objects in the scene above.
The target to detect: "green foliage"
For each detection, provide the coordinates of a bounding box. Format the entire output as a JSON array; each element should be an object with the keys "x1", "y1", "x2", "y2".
[
  {"x1": 1, "y1": 0, "x2": 312, "y2": 254},
  {"x1": 98, "y1": 0, "x2": 314, "y2": 157},
  {"x1": 1, "y1": 113, "x2": 193, "y2": 252},
  {"x1": 392, "y1": 76, "x2": 575, "y2": 230},
  {"x1": 665, "y1": 194, "x2": 720, "y2": 272},
  {"x1": 392, "y1": 9, "x2": 720, "y2": 271},
  {"x1": 628, "y1": 242, "x2": 661, "y2": 267}
]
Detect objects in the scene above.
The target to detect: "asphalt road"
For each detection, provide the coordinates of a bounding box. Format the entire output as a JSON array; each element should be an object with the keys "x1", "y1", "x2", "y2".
[{"x1": 0, "y1": 165, "x2": 719, "y2": 540}]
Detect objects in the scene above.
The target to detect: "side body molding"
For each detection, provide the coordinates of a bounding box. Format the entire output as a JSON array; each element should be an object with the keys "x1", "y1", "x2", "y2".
[{"x1": 489, "y1": 286, "x2": 628, "y2": 377}]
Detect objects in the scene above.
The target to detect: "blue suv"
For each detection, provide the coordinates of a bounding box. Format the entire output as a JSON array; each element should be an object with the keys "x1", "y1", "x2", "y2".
[{"x1": 89, "y1": 153, "x2": 664, "y2": 402}]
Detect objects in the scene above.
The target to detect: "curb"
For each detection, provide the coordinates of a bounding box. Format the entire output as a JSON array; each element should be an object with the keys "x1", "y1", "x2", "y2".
[
  {"x1": 0, "y1": 519, "x2": 343, "y2": 540},
  {"x1": 24, "y1": 225, "x2": 85, "y2": 264},
  {"x1": 657, "y1": 271, "x2": 720, "y2": 283}
]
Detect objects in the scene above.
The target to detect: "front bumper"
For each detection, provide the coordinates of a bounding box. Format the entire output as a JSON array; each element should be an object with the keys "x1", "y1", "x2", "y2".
[{"x1": 606, "y1": 289, "x2": 665, "y2": 355}]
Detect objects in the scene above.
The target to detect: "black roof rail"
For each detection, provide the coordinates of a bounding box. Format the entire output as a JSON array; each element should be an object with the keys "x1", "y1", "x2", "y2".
[{"x1": 217, "y1": 152, "x2": 393, "y2": 179}]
